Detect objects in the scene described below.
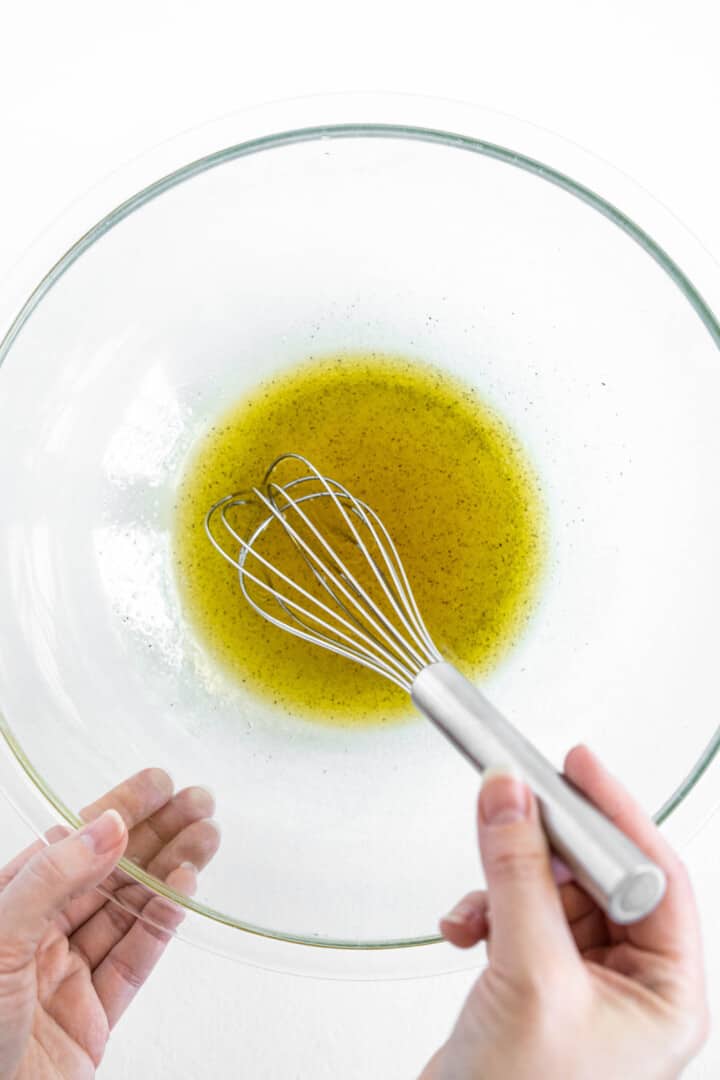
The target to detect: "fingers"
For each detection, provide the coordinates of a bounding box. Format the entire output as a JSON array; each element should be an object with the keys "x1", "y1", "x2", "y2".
[
  {"x1": 92, "y1": 863, "x2": 196, "y2": 1029},
  {"x1": 564, "y1": 746, "x2": 676, "y2": 868},
  {"x1": 549, "y1": 855, "x2": 574, "y2": 886},
  {"x1": 80, "y1": 768, "x2": 174, "y2": 831},
  {"x1": 122, "y1": 785, "x2": 214, "y2": 869},
  {"x1": 59, "y1": 767, "x2": 174, "y2": 932},
  {"x1": 0, "y1": 811, "x2": 127, "y2": 970},
  {"x1": 569, "y1": 906, "x2": 610, "y2": 955},
  {"x1": 564, "y1": 745, "x2": 702, "y2": 964},
  {"x1": 142, "y1": 818, "x2": 220, "y2": 883},
  {"x1": 62, "y1": 782, "x2": 213, "y2": 936},
  {"x1": 440, "y1": 879, "x2": 609, "y2": 959},
  {"x1": 68, "y1": 814, "x2": 219, "y2": 971},
  {"x1": 440, "y1": 891, "x2": 489, "y2": 948},
  {"x1": 559, "y1": 881, "x2": 597, "y2": 925},
  {"x1": 476, "y1": 768, "x2": 577, "y2": 979},
  {"x1": 0, "y1": 829, "x2": 66, "y2": 892}
]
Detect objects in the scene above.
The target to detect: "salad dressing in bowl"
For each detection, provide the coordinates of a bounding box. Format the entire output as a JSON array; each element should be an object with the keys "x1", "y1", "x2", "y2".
[{"x1": 173, "y1": 354, "x2": 546, "y2": 725}]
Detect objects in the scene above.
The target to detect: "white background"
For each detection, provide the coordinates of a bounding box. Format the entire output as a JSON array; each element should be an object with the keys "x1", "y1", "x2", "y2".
[{"x1": 1, "y1": 1, "x2": 719, "y2": 1076}]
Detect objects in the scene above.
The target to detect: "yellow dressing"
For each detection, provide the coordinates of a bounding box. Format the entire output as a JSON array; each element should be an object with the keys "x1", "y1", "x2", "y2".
[{"x1": 173, "y1": 353, "x2": 546, "y2": 726}]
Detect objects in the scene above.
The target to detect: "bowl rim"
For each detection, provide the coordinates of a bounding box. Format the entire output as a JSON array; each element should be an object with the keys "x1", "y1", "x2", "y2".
[{"x1": 1, "y1": 92, "x2": 719, "y2": 976}]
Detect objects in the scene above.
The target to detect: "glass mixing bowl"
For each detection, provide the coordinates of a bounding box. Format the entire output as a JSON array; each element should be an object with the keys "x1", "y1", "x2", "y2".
[{"x1": 1, "y1": 95, "x2": 719, "y2": 978}]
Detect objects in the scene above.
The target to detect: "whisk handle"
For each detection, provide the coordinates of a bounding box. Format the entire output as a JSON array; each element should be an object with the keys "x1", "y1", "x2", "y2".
[{"x1": 411, "y1": 661, "x2": 666, "y2": 925}]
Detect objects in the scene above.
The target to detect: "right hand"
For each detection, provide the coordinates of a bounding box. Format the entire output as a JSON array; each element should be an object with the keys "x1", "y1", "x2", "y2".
[{"x1": 421, "y1": 746, "x2": 709, "y2": 1080}]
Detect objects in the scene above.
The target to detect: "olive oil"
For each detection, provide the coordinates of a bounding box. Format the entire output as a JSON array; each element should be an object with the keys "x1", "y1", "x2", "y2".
[{"x1": 173, "y1": 354, "x2": 545, "y2": 726}]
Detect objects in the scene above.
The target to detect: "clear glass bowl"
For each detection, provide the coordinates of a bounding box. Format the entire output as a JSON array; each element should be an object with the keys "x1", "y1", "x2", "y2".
[{"x1": 1, "y1": 94, "x2": 719, "y2": 978}]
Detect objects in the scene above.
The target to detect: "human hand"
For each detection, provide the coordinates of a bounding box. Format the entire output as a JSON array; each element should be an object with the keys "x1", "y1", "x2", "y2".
[
  {"x1": 421, "y1": 746, "x2": 708, "y2": 1080},
  {"x1": 0, "y1": 769, "x2": 219, "y2": 1079}
]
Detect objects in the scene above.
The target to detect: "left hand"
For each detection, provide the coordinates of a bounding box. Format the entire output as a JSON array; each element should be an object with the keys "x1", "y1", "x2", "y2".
[{"x1": 0, "y1": 768, "x2": 219, "y2": 1079}]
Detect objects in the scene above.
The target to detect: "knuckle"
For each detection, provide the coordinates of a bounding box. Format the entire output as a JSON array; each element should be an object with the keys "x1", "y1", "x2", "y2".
[
  {"x1": 139, "y1": 908, "x2": 177, "y2": 943},
  {"x1": 485, "y1": 843, "x2": 548, "y2": 884},
  {"x1": 113, "y1": 881, "x2": 148, "y2": 909},
  {"x1": 517, "y1": 973, "x2": 586, "y2": 1048},
  {"x1": 108, "y1": 952, "x2": 145, "y2": 991},
  {"x1": 142, "y1": 893, "x2": 185, "y2": 937},
  {"x1": 0, "y1": 940, "x2": 30, "y2": 975},
  {"x1": 513, "y1": 972, "x2": 547, "y2": 1013},
  {"x1": 26, "y1": 847, "x2": 69, "y2": 893},
  {"x1": 105, "y1": 902, "x2": 136, "y2": 937},
  {"x1": 487, "y1": 965, "x2": 567, "y2": 1032},
  {"x1": 515, "y1": 969, "x2": 565, "y2": 1012}
]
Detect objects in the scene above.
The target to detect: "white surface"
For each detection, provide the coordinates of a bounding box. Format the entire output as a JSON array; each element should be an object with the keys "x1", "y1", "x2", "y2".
[{"x1": 0, "y1": 1, "x2": 719, "y2": 1076}]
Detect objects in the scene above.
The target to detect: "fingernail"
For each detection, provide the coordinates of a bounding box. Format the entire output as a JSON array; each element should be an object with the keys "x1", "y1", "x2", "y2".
[
  {"x1": 205, "y1": 818, "x2": 222, "y2": 840},
  {"x1": 551, "y1": 855, "x2": 573, "y2": 885},
  {"x1": 175, "y1": 862, "x2": 198, "y2": 898},
  {"x1": 80, "y1": 809, "x2": 126, "y2": 855},
  {"x1": 146, "y1": 768, "x2": 174, "y2": 799},
  {"x1": 480, "y1": 768, "x2": 531, "y2": 825},
  {"x1": 186, "y1": 786, "x2": 216, "y2": 813},
  {"x1": 442, "y1": 899, "x2": 481, "y2": 926}
]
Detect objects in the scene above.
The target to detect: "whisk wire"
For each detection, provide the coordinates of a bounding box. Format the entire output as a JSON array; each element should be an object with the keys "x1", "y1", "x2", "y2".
[
  {"x1": 204, "y1": 454, "x2": 442, "y2": 692},
  {"x1": 267, "y1": 589, "x2": 413, "y2": 690},
  {"x1": 259, "y1": 479, "x2": 430, "y2": 673},
  {"x1": 209, "y1": 497, "x2": 419, "y2": 688},
  {"x1": 341, "y1": 495, "x2": 440, "y2": 663},
  {"x1": 265, "y1": 458, "x2": 439, "y2": 667},
  {"x1": 220, "y1": 500, "x2": 416, "y2": 682},
  {"x1": 259, "y1": 496, "x2": 405, "y2": 662}
]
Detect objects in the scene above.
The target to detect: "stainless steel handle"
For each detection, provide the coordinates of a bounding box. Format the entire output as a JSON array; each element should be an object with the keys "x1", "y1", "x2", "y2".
[{"x1": 411, "y1": 662, "x2": 665, "y2": 924}]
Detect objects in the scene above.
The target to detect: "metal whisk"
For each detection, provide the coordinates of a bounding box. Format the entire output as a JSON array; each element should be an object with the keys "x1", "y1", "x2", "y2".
[{"x1": 205, "y1": 453, "x2": 665, "y2": 924}]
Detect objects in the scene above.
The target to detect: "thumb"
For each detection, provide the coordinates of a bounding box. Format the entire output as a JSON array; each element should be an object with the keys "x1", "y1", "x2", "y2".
[
  {"x1": 0, "y1": 810, "x2": 127, "y2": 969},
  {"x1": 478, "y1": 768, "x2": 576, "y2": 979}
]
